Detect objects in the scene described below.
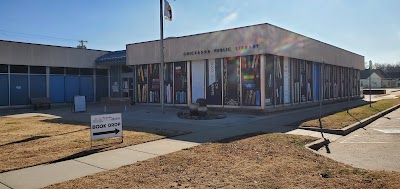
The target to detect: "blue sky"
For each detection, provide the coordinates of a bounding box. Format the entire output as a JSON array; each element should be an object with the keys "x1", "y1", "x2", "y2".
[{"x1": 1, "y1": 0, "x2": 399, "y2": 65}]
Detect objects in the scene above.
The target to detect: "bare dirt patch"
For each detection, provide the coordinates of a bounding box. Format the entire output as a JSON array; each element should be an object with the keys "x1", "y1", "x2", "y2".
[
  {"x1": 300, "y1": 97, "x2": 400, "y2": 129},
  {"x1": 46, "y1": 133, "x2": 400, "y2": 189},
  {"x1": 0, "y1": 116, "x2": 185, "y2": 173}
]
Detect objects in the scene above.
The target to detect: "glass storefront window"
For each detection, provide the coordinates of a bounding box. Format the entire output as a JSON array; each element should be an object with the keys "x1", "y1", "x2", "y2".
[
  {"x1": 174, "y1": 62, "x2": 187, "y2": 104},
  {"x1": 241, "y1": 55, "x2": 261, "y2": 106},
  {"x1": 30, "y1": 66, "x2": 46, "y2": 74},
  {"x1": 324, "y1": 64, "x2": 329, "y2": 99},
  {"x1": 164, "y1": 63, "x2": 173, "y2": 104},
  {"x1": 223, "y1": 57, "x2": 240, "y2": 106},
  {"x1": 136, "y1": 64, "x2": 148, "y2": 103},
  {"x1": 0, "y1": 64, "x2": 7, "y2": 73},
  {"x1": 306, "y1": 61, "x2": 313, "y2": 101},
  {"x1": 206, "y1": 59, "x2": 222, "y2": 105},
  {"x1": 66, "y1": 67, "x2": 79, "y2": 75},
  {"x1": 50, "y1": 67, "x2": 64, "y2": 75},
  {"x1": 300, "y1": 60, "x2": 306, "y2": 102},
  {"x1": 292, "y1": 59, "x2": 300, "y2": 103},
  {"x1": 148, "y1": 63, "x2": 160, "y2": 103},
  {"x1": 275, "y1": 56, "x2": 284, "y2": 105},
  {"x1": 10, "y1": 65, "x2": 28, "y2": 73},
  {"x1": 265, "y1": 55, "x2": 274, "y2": 106}
]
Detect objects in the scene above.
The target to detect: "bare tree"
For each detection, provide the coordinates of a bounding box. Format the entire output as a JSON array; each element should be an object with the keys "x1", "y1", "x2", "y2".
[{"x1": 370, "y1": 62, "x2": 400, "y2": 72}]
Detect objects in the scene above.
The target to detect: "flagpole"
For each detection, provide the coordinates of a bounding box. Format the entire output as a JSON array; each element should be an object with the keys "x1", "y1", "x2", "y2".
[{"x1": 160, "y1": 0, "x2": 165, "y2": 113}]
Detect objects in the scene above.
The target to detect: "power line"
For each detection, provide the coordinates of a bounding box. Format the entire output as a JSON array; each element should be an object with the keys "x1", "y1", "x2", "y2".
[{"x1": 0, "y1": 29, "x2": 79, "y2": 42}]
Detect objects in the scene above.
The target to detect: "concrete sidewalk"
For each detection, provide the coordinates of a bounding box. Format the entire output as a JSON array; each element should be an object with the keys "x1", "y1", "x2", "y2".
[
  {"x1": 0, "y1": 139, "x2": 199, "y2": 189},
  {"x1": 0, "y1": 99, "x2": 374, "y2": 189}
]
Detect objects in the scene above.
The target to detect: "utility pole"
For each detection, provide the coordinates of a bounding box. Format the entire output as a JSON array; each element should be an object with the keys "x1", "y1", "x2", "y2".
[{"x1": 77, "y1": 40, "x2": 88, "y2": 49}]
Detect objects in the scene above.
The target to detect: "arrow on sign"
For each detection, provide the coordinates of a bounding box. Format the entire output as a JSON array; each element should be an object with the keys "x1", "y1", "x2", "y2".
[{"x1": 93, "y1": 128, "x2": 120, "y2": 136}]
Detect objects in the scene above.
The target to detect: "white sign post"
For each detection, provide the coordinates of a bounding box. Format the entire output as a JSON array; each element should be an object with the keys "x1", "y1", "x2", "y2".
[
  {"x1": 90, "y1": 113, "x2": 123, "y2": 143},
  {"x1": 74, "y1": 96, "x2": 86, "y2": 112}
]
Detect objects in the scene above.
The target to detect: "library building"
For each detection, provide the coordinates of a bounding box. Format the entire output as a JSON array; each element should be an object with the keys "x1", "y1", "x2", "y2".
[
  {"x1": 0, "y1": 23, "x2": 364, "y2": 111},
  {"x1": 125, "y1": 23, "x2": 364, "y2": 110}
]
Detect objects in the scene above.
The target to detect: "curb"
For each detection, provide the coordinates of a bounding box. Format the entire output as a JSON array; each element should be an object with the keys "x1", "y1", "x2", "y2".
[
  {"x1": 299, "y1": 104, "x2": 400, "y2": 136},
  {"x1": 305, "y1": 138, "x2": 330, "y2": 151}
]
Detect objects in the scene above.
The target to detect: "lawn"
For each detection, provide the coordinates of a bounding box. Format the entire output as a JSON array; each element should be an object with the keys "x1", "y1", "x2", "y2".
[
  {"x1": 300, "y1": 97, "x2": 400, "y2": 129},
  {"x1": 45, "y1": 133, "x2": 400, "y2": 189},
  {"x1": 0, "y1": 115, "x2": 185, "y2": 173}
]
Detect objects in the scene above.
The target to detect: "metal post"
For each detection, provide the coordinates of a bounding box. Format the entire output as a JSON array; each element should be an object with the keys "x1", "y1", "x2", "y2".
[
  {"x1": 160, "y1": 0, "x2": 165, "y2": 113},
  {"x1": 347, "y1": 67, "x2": 352, "y2": 113},
  {"x1": 369, "y1": 61, "x2": 372, "y2": 107},
  {"x1": 319, "y1": 62, "x2": 324, "y2": 127}
]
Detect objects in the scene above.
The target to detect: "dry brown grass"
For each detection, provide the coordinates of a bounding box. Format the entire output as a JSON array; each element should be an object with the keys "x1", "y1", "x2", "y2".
[
  {"x1": 0, "y1": 116, "x2": 184, "y2": 173},
  {"x1": 45, "y1": 133, "x2": 400, "y2": 189},
  {"x1": 300, "y1": 97, "x2": 400, "y2": 129}
]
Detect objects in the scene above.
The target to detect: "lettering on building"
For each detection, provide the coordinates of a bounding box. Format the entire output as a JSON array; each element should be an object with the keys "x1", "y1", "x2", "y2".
[{"x1": 183, "y1": 44, "x2": 259, "y2": 56}]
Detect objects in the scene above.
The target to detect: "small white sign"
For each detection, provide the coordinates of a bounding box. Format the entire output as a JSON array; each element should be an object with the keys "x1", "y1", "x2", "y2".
[
  {"x1": 112, "y1": 85, "x2": 119, "y2": 92},
  {"x1": 74, "y1": 96, "x2": 86, "y2": 112},
  {"x1": 16, "y1": 86, "x2": 21, "y2": 90},
  {"x1": 91, "y1": 113, "x2": 123, "y2": 141}
]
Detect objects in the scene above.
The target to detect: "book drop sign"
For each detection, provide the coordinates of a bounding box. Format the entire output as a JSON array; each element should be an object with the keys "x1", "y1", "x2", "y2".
[{"x1": 90, "y1": 113, "x2": 123, "y2": 140}]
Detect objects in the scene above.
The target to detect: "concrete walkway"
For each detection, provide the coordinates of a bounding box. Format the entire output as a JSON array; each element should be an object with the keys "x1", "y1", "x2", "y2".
[
  {"x1": 317, "y1": 107, "x2": 400, "y2": 172},
  {"x1": 0, "y1": 139, "x2": 199, "y2": 189},
  {"x1": 0, "y1": 98, "x2": 384, "y2": 189}
]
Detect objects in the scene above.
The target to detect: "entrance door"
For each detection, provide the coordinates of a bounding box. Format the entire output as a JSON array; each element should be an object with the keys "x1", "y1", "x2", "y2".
[{"x1": 122, "y1": 77, "x2": 134, "y2": 99}]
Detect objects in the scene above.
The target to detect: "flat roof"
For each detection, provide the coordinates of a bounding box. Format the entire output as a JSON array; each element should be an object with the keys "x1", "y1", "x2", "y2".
[
  {"x1": 0, "y1": 39, "x2": 109, "y2": 53},
  {"x1": 126, "y1": 22, "x2": 363, "y2": 57}
]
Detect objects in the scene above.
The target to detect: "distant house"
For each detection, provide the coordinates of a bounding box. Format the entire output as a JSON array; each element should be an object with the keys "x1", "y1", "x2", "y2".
[
  {"x1": 360, "y1": 69, "x2": 392, "y2": 88},
  {"x1": 387, "y1": 72, "x2": 400, "y2": 87}
]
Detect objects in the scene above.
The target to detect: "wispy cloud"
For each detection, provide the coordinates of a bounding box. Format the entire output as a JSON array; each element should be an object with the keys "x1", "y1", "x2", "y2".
[{"x1": 221, "y1": 11, "x2": 238, "y2": 25}]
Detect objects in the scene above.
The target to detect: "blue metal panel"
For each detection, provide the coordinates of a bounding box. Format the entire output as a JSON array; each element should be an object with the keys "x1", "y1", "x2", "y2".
[
  {"x1": 30, "y1": 75, "x2": 46, "y2": 98},
  {"x1": 79, "y1": 76, "x2": 94, "y2": 102},
  {"x1": 65, "y1": 76, "x2": 80, "y2": 103},
  {"x1": 0, "y1": 75, "x2": 9, "y2": 106},
  {"x1": 50, "y1": 76, "x2": 65, "y2": 103},
  {"x1": 10, "y1": 75, "x2": 29, "y2": 105},
  {"x1": 96, "y1": 76, "x2": 108, "y2": 101}
]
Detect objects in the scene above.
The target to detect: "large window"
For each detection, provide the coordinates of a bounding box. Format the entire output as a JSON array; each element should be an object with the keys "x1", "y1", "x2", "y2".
[
  {"x1": 292, "y1": 59, "x2": 300, "y2": 103},
  {"x1": 148, "y1": 63, "x2": 160, "y2": 103},
  {"x1": 265, "y1": 55, "x2": 274, "y2": 106},
  {"x1": 66, "y1": 67, "x2": 79, "y2": 75},
  {"x1": 300, "y1": 60, "x2": 306, "y2": 102},
  {"x1": 340, "y1": 67, "x2": 345, "y2": 98},
  {"x1": 30, "y1": 66, "x2": 46, "y2": 74},
  {"x1": 174, "y1": 62, "x2": 187, "y2": 104},
  {"x1": 0, "y1": 64, "x2": 8, "y2": 73},
  {"x1": 164, "y1": 63, "x2": 173, "y2": 104},
  {"x1": 265, "y1": 55, "x2": 284, "y2": 106},
  {"x1": 136, "y1": 64, "x2": 148, "y2": 103},
  {"x1": 50, "y1": 67, "x2": 64, "y2": 75},
  {"x1": 80, "y1": 68, "x2": 93, "y2": 76},
  {"x1": 223, "y1": 57, "x2": 240, "y2": 106},
  {"x1": 10, "y1": 65, "x2": 28, "y2": 73},
  {"x1": 241, "y1": 55, "x2": 261, "y2": 106},
  {"x1": 323, "y1": 64, "x2": 330, "y2": 99},
  {"x1": 206, "y1": 59, "x2": 222, "y2": 105},
  {"x1": 274, "y1": 56, "x2": 284, "y2": 105},
  {"x1": 306, "y1": 61, "x2": 313, "y2": 101}
]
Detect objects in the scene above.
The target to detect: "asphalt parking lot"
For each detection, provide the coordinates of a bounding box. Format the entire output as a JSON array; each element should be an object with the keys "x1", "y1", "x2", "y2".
[{"x1": 318, "y1": 107, "x2": 400, "y2": 172}]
